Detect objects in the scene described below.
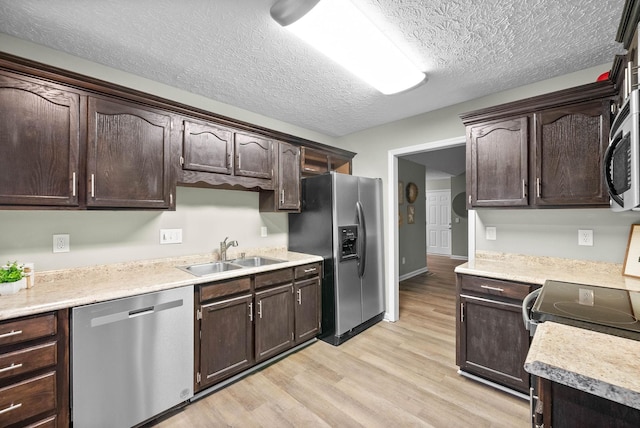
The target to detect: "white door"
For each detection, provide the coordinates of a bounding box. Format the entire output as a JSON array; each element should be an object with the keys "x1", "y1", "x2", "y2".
[{"x1": 426, "y1": 190, "x2": 451, "y2": 255}]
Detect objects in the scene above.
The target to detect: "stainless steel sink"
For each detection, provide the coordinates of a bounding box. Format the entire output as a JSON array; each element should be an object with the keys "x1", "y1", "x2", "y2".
[
  {"x1": 179, "y1": 261, "x2": 243, "y2": 277},
  {"x1": 228, "y1": 256, "x2": 285, "y2": 267}
]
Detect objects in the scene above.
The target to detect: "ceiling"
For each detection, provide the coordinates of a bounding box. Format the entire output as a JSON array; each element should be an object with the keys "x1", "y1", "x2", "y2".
[{"x1": 0, "y1": 0, "x2": 625, "y2": 141}]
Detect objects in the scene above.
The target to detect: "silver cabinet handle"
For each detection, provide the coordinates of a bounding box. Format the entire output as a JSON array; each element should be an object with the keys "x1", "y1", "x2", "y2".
[
  {"x1": 248, "y1": 301, "x2": 253, "y2": 322},
  {"x1": 238, "y1": 153, "x2": 242, "y2": 169},
  {"x1": 460, "y1": 302, "x2": 464, "y2": 323},
  {"x1": 258, "y1": 300, "x2": 263, "y2": 319},
  {"x1": 304, "y1": 268, "x2": 317, "y2": 273},
  {"x1": 0, "y1": 330, "x2": 22, "y2": 339},
  {"x1": 480, "y1": 285, "x2": 504, "y2": 292},
  {"x1": 0, "y1": 363, "x2": 22, "y2": 373},
  {"x1": 522, "y1": 179, "x2": 527, "y2": 199},
  {"x1": 0, "y1": 402, "x2": 22, "y2": 415},
  {"x1": 297, "y1": 289, "x2": 302, "y2": 305},
  {"x1": 536, "y1": 178, "x2": 541, "y2": 198},
  {"x1": 90, "y1": 173, "x2": 95, "y2": 198},
  {"x1": 72, "y1": 172, "x2": 77, "y2": 197},
  {"x1": 280, "y1": 189, "x2": 285, "y2": 204}
]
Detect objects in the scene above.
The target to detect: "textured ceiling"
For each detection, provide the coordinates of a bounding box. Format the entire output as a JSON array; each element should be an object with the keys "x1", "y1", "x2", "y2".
[{"x1": 0, "y1": 0, "x2": 625, "y2": 137}]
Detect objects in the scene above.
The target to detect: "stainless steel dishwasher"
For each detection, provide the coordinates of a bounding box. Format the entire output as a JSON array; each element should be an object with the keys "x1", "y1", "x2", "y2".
[{"x1": 71, "y1": 286, "x2": 194, "y2": 428}]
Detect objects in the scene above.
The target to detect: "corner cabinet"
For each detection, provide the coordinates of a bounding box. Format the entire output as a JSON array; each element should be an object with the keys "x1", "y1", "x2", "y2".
[
  {"x1": 462, "y1": 81, "x2": 616, "y2": 209},
  {"x1": 456, "y1": 274, "x2": 537, "y2": 394},
  {"x1": 87, "y1": 97, "x2": 173, "y2": 209},
  {"x1": 0, "y1": 70, "x2": 81, "y2": 207}
]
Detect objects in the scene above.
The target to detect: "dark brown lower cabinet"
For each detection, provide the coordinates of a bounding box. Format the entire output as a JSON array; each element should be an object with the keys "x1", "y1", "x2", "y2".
[
  {"x1": 456, "y1": 274, "x2": 536, "y2": 394},
  {"x1": 537, "y1": 377, "x2": 640, "y2": 428},
  {"x1": 198, "y1": 293, "x2": 254, "y2": 390},
  {"x1": 294, "y1": 277, "x2": 321, "y2": 343},
  {"x1": 255, "y1": 283, "x2": 294, "y2": 363}
]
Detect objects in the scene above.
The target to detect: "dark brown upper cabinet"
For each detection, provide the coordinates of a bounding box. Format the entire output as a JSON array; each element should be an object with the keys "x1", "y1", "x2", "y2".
[
  {"x1": 0, "y1": 70, "x2": 81, "y2": 207},
  {"x1": 178, "y1": 119, "x2": 274, "y2": 191},
  {"x1": 533, "y1": 100, "x2": 609, "y2": 206},
  {"x1": 259, "y1": 141, "x2": 301, "y2": 212},
  {"x1": 467, "y1": 117, "x2": 529, "y2": 207},
  {"x1": 182, "y1": 119, "x2": 233, "y2": 175},
  {"x1": 234, "y1": 132, "x2": 273, "y2": 180},
  {"x1": 87, "y1": 96, "x2": 173, "y2": 209},
  {"x1": 461, "y1": 81, "x2": 616, "y2": 209}
]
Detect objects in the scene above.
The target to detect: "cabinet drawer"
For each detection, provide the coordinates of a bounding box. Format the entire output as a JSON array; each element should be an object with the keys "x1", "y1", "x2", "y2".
[
  {"x1": 458, "y1": 275, "x2": 534, "y2": 300},
  {"x1": 0, "y1": 314, "x2": 56, "y2": 347},
  {"x1": 255, "y1": 268, "x2": 293, "y2": 290},
  {"x1": 0, "y1": 371, "x2": 56, "y2": 426},
  {"x1": 200, "y1": 277, "x2": 251, "y2": 302},
  {"x1": 25, "y1": 415, "x2": 56, "y2": 428},
  {"x1": 294, "y1": 263, "x2": 321, "y2": 279},
  {"x1": 0, "y1": 342, "x2": 57, "y2": 382}
]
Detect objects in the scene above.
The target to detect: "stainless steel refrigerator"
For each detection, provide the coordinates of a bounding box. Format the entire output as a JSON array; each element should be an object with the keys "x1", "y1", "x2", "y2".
[{"x1": 289, "y1": 172, "x2": 385, "y2": 345}]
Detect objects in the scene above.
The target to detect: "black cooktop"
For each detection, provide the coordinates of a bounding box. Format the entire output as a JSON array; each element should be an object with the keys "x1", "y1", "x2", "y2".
[{"x1": 532, "y1": 280, "x2": 640, "y2": 339}]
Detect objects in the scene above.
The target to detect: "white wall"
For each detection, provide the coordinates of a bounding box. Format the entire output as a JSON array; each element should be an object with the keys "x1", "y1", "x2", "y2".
[{"x1": 0, "y1": 187, "x2": 288, "y2": 271}]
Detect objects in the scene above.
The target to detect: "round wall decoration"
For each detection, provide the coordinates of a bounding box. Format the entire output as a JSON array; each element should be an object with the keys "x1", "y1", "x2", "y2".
[{"x1": 406, "y1": 182, "x2": 418, "y2": 203}]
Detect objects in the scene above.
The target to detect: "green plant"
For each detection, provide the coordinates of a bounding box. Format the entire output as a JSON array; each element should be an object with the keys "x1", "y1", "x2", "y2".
[{"x1": 0, "y1": 261, "x2": 24, "y2": 283}]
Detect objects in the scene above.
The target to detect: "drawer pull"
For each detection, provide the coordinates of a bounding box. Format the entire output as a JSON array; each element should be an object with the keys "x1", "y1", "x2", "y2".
[
  {"x1": 0, "y1": 402, "x2": 22, "y2": 415},
  {"x1": 480, "y1": 285, "x2": 504, "y2": 292},
  {"x1": 304, "y1": 268, "x2": 317, "y2": 273},
  {"x1": 0, "y1": 330, "x2": 22, "y2": 339},
  {"x1": 0, "y1": 363, "x2": 23, "y2": 373}
]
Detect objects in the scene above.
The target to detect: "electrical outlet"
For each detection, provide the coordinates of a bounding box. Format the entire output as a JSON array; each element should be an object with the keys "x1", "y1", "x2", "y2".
[
  {"x1": 53, "y1": 234, "x2": 70, "y2": 253},
  {"x1": 485, "y1": 227, "x2": 497, "y2": 241},
  {"x1": 160, "y1": 229, "x2": 183, "y2": 244},
  {"x1": 402, "y1": 257, "x2": 406, "y2": 265},
  {"x1": 261, "y1": 226, "x2": 268, "y2": 237},
  {"x1": 578, "y1": 229, "x2": 593, "y2": 246}
]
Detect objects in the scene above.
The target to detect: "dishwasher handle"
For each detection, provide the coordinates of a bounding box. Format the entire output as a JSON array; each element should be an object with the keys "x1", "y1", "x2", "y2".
[
  {"x1": 129, "y1": 306, "x2": 155, "y2": 318},
  {"x1": 90, "y1": 298, "x2": 184, "y2": 328}
]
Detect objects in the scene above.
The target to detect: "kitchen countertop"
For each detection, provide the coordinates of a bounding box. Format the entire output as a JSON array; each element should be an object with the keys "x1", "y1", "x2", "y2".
[
  {"x1": 455, "y1": 251, "x2": 640, "y2": 291},
  {"x1": 525, "y1": 321, "x2": 640, "y2": 410},
  {"x1": 0, "y1": 247, "x2": 322, "y2": 321}
]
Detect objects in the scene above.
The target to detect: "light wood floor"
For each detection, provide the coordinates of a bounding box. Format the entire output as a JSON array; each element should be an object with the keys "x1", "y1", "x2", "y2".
[{"x1": 156, "y1": 255, "x2": 529, "y2": 427}]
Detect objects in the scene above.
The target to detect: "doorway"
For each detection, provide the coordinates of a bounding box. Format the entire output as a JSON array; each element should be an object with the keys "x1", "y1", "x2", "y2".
[{"x1": 386, "y1": 136, "x2": 470, "y2": 322}]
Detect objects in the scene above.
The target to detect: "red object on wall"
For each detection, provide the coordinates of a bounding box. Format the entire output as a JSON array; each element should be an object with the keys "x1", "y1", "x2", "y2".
[{"x1": 597, "y1": 71, "x2": 610, "y2": 81}]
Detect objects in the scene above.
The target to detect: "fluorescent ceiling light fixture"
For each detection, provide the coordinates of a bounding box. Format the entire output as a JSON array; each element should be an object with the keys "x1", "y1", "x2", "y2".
[{"x1": 270, "y1": 0, "x2": 426, "y2": 94}]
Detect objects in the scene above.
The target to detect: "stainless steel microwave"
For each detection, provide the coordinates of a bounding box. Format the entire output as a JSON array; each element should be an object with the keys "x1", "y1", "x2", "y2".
[{"x1": 604, "y1": 89, "x2": 640, "y2": 211}]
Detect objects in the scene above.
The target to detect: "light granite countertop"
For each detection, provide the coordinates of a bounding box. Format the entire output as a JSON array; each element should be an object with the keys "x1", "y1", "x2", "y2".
[
  {"x1": 455, "y1": 251, "x2": 640, "y2": 291},
  {"x1": 457, "y1": 251, "x2": 640, "y2": 410},
  {"x1": 0, "y1": 247, "x2": 322, "y2": 321},
  {"x1": 525, "y1": 321, "x2": 640, "y2": 410}
]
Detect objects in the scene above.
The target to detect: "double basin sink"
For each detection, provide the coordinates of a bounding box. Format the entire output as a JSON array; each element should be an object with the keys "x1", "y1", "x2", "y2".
[{"x1": 179, "y1": 256, "x2": 286, "y2": 277}]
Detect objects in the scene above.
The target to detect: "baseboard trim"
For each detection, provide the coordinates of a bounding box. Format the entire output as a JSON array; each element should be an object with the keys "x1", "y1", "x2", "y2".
[
  {"x1": 449, "y1": 255, "x2": 469, "y2": 261},
  {"x1": 398, "y1": 267, "x2": 429, "y2": 282},
  {"x1": 457, "y1": 370, "x2": 528, "y2": 400}
]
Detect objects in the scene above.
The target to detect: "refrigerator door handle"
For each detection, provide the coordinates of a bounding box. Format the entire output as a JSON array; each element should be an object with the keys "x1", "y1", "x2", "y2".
[{"x1": 356, "y1": 201, "x2": 366, "y2": 278}]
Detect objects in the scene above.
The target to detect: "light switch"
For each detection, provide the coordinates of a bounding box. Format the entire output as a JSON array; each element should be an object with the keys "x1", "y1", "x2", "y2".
[{"x1": 485, "y1": 227, "x2": 497, "y2": 241}]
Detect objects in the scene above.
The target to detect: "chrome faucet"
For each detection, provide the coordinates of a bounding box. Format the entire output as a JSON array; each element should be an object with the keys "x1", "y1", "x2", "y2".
[{"x1": 220, "y1": 237, "x2": 238, "y2": 261}]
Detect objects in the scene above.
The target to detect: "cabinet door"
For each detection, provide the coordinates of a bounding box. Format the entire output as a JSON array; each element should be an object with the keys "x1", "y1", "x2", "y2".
[
  {"x1": 468, "y1": 117, "x2": 529, "y2": 207},
  {"x1": 278, "y1": 142, "x2": 300, "y2": 210},
  {"x1": 458, "y1": 294, "x2": 530, "y2": 393},
  {"x1": 255, "y1": 283, "x2": 294, "y2": 363},
  {"x1": 0, "y1": 71, "x2": 80, "y2": 206},
  {"x1": 294, "y1": 277, "x2": 320, "y2": 343},
  {"x1": 199, "y1": 294, "x2": 253, "y2": 389},
  {"x1": 182, "y1": 119, "x2": 232, "y2": 174},
  {"x1": 87, "y1": 97, "x2": 172, "y2": 208},
  {"x1": 234, "y1": 132, "x2": 272, "y2": 179},
  {"x1": 533, "y1": 100, "x2": 610, "y2": 206}
]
